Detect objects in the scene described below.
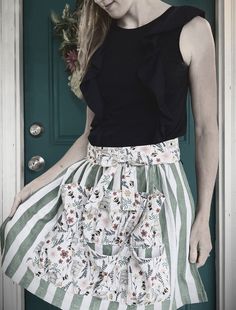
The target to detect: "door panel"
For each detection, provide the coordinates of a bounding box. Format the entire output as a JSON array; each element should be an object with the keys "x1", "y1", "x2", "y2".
[{"x1": 23, "y1": 0, "x2": 215, "y2": 309}]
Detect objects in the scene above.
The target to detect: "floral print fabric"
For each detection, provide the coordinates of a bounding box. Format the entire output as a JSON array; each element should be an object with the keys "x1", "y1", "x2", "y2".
[{"x1": 26, "y1": 138, "x2": 181, "y2": 306}]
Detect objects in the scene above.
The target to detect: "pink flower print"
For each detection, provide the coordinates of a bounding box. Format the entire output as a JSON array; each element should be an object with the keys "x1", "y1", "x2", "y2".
[
  {"x1": 145, "y1": 222, "x2": 150, "y2": 227},
  {"x1": 113, "y1": 223, "x2": 118, "y2": 230},
  {"x1": 124, "y1": 189, "x2": 131, "y2": 197},
  {"x1": 79, "y1": 279, "x2": 90, "y2": 290},
  {"x1": 50, "y1": 250, "x2": 56, "y2": 257},
  {"x1": 65, "y1": 49, "x2": 78, "y2": 73},
  {"x1": 139, "y1": 145, "x2": 150, "y2": 154},
  {"x1": 141, "y1": 229, "x2": 147, "y2": 237},
  {"x1": 101, "y1": 217, "x2": 110, "y2": 226},
  {"x1": 60, "y1": 249, "x2": 69, "y2": 259},
  {"x1": 67, "y1": 216, "x2": 74, "y2": 224},
  {"x1": 163, "y1": 151, "x2": 171, "y2": 160}
]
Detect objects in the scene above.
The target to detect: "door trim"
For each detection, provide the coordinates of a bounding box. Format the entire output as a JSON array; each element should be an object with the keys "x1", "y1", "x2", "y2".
[
  {"x1": 215, "y1": 0, "x2": 235, "y2": 309},
  {"x1": 0, "y1": 0, "x2": 232, "y2": 309},
  {"x1": 0, "y1": 0, "x2": 25, "y2": 309}
]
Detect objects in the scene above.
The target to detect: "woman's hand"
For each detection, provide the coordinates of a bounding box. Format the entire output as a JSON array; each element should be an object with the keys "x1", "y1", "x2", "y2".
[
  {"x1": 8, "y1": 183, "x2": 35, "y2": 218},
  {"x1": 189, "y1": 216, "x2": 213, "y2": 268}
]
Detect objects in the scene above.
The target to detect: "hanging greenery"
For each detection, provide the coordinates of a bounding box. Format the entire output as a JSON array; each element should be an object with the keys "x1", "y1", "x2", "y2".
[{"x1": 50, "y1": 1, "x2": 83, "y2": 99}]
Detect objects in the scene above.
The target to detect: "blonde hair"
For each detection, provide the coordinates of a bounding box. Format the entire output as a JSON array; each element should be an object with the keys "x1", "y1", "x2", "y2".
[{"x1": 76, "y1": 0, "x2": 112, "y2": 99}]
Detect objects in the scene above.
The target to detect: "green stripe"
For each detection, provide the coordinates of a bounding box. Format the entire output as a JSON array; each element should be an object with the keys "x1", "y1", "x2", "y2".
[
  {"x1": 19, "y1": 268, "x2": 34, "y2": 288},
  {"x1": 35, "y1": 277, "x2": 50, "y2": 299},
  {"x1": 2, "y1": 185, "x2": 61, "y2": 263},
  {"x1": 5, "y1": 197, "x2": 63, "y2": 277},
  {"x1": 136, "y1": 166, "x2": 147, "y2": 192},
  {"x1": 171, "y1": 164, "x2": 191, "y2": 303},
  {"x1": 70, "y1": 294, "x2": 85, "y2": 310},
  {"x1": 148, "y1": 165, "x2": 163, "y2": 193},
  {"x1": 84, "y1": 165, "x2": 100, "y2": 188},
  {"x1": 107, "y1": 301, "x2": 119, "y2": 310},
  {"x1": 52, "y1": 287, "x2": 66, "y2": 308},
  {"x1": 0, "y1": 216, "x2": 12, "y2": 256},
  {"x1": 189, "y1": 263, "x2": 208, "y2": 301},
  {"x1": 162, "y1": 299, "x2": 171, "y2": 310},
  {"x1": 89, "y1": 297, "x2": 102, "y2": 310}
]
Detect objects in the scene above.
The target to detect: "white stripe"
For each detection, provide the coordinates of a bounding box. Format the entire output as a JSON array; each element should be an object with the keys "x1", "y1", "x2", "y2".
[
  {"x1": 111, "y1": 164, "x2": 122, "y2": 190},
  {"x1": 79, "y1": 294, "x2": 93, "y2": 309},
  {"x1": 2, "y1": 197, "x2": 58, "y2": 269},
  {"x1": 117, "y1": 301, "x2": 127, "y2": 310},
  {"x1": 175, "y1": 163, "x2": 200, "y2": 302},
  {"x1": 25, "y1": 270, "x2": 41, "y2": 293},
  {"x1": 99, "y1": 299, "x2": 111, "y2": 310},
  {"x1": 43, "y1": 282, "x2": 58, "y2": 304},
  {"x1": 153, "y1": 299, "x2": 163, "y2": 310},
  {"x1": 60, "y1": 290, "x2": 74, "y2": 310},
  {"x1": 157, "y1": 164, "x2": 178, "y2": 309},
  {"x1": 174, "y1": 196, "x2": 184, "y2": 307}
]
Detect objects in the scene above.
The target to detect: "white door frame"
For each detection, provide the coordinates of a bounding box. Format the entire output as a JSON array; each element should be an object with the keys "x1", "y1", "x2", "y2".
[
  {"x1": 0, "y1": 0, "x2": 234, "y2": 309},
  {"x1": 0, "y1": 0, "x2": 25, "y2": 309},
  {"x1": 215, "y1": 0, "x2": 236, "y2": 309}
]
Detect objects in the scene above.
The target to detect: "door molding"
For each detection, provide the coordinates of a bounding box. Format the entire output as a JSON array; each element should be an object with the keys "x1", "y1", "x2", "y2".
[
  {"x1": 0, "y1": 0, "x2": 25, "y2": 309},
  {"x1": 215, "y1": 0, "x2": 236, "y2": 309},
  {"x1": 0, "y1": 0, "x2": 233, "y2": 309}
]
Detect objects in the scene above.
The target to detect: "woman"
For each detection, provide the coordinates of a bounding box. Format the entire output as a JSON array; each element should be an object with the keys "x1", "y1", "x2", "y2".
[{"x1": 0, "y1": 0, "x2": 218, "y2": 309}]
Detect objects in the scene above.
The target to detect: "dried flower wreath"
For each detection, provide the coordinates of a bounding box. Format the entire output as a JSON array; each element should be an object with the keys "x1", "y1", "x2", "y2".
[{"x1": 51, "y1": 1, "x2": 82, "y2": 98}]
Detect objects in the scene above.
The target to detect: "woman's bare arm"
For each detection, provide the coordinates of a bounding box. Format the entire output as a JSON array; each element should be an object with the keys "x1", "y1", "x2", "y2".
[
  {"x1": 186, "y1": 16, "x2": 219, "y2": 223},
  {"x1": 181, "y1": 15, "x2": 218, "y2": 267},
  {"x1": 29, "y1": 105, "x2": 95, "y2": 192}
]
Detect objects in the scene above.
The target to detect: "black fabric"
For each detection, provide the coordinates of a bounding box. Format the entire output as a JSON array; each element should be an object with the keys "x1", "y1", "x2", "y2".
[{"x1": 80, "y1": 5, "x2": 206, "y2": 147}]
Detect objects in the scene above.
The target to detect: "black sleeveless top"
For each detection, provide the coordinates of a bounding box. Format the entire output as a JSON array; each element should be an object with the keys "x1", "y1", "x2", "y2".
[{"x1": 79, "y1": 5, "x2": 206, "y2": 147}]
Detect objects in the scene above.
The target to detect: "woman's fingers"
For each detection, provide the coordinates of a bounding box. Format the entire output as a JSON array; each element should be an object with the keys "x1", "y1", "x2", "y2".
[
  {"x1": 9, "y1": 195, "x2": 22, "y2": 218},
  {"x1": 196, "y1": 246, "x2": 210, "y2": 268},
  {"x1": 8, "y1": 185, "x2": 32, "y2": 218},
  {"x1": 189, "y1": 219, "x2": 212, "y2": 268}
]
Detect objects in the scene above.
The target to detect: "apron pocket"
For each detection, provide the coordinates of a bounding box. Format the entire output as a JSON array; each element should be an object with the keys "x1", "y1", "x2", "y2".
[
  {"x1": 130, "y1": 188, "x2": 166, "y2": 249},
  {"x1": 127, "y1": 244, "x2": 171, "y2": 305}
]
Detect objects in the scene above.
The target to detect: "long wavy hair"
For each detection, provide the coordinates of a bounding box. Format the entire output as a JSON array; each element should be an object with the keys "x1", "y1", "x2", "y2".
[{"x1": 76, "y1": 0, "x2": 112, "y2": 98}]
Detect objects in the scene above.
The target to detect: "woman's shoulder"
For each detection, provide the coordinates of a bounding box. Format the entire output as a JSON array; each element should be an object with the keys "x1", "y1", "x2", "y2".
[{"x1": 157, "y1": 4, "x2": 206, "y2": 33}]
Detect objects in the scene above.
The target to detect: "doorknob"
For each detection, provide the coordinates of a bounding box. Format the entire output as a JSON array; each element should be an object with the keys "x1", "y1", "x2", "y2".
[
  {"x1": 29, "y1": 122, "x2": 44, "y2": 137},
  {"x1": 28, "y1": 156, "x2": 45, "y2": 171}
]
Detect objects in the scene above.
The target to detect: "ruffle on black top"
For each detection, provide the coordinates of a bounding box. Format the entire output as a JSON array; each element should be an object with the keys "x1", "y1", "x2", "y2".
[{"x1": 79, "y1": 5, "x2": 205, "y2": 127}]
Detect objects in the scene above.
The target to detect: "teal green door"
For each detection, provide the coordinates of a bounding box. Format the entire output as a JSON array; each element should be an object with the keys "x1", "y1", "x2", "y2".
[
  {"x1": 24, "y1": 1, "x2": 215, "y2": 309},
  {"x1": 24, "y1": 0, "x2": 85, "y2": 309}
]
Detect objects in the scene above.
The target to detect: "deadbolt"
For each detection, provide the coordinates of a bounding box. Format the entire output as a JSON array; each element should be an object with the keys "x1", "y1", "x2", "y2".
[
  {"x1": 28, "y1": 156, "x2": 45, "y2": 171},
  {"x1": 29, "y1": 122, "x2": 44, "y2": 137}
]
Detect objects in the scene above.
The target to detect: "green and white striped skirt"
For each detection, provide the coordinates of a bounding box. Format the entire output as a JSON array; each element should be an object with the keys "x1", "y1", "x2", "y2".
[{"x1": 0, "y1": 137, "x2": 208, "y2": 310}]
